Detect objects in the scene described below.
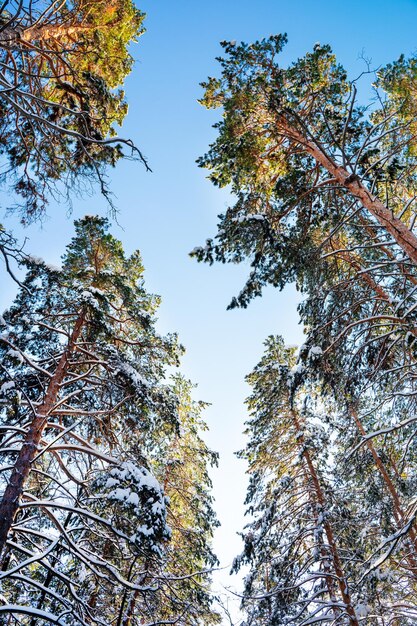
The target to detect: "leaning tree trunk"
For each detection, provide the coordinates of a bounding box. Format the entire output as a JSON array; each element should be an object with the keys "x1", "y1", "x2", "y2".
[
  {"x1": 0, "y1": 22, "x2": 104, "y2": 46},
  {"x1": 325, "y1": 239, "x2": 417, "y2": 570},
  {"x1": 278, "y1": 117, "x2": 417, "y2": 266},
  {"x1": 0, "y1": 311, "x2": 85, "y2": 557}
]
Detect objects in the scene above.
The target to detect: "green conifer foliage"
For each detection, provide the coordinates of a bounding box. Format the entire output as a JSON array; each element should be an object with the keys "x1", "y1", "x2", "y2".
[
  {"x1": 0, "y1": 1, "x2": 147, "y2": 220},
  {"x1": 193, "y1": 36, "x2": 417, "y2": 290},
  {"x1": 235, "y1": 337, "x2": 363, "y2": 625},
  {"x1": 195, "y1": 38, "x2": 417, "y2": 620},
  {"x1": 235, "y1": 336, "x2": 417, "y2": 624},
  {"x1": 0, "y1": 217, "x2": 219, "y2": 625},
  {"x1": 137, "y1": 375, "x2": 221, "y2": 626}
]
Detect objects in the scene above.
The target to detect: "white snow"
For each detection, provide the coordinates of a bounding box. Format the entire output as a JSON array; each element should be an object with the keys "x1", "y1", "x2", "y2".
[
  {"x1": 0, "y1": 381, "x2": 15, "y2": 394},
  {"x1": 136, "y1": 524, "x2": 154, "y2": 537},
  {"x1": 116, "y1": 361, "x2": 148, "y2": 388},
  {"x1": 109, "y1": 487, "x2": 131, "y2": 502},
  {"x1": 27, "y1": 255, "x2": 44, "y2": 265},
  {"x1": 126, "y1": 492, "x2": 139, "y2": 507},
  {"x1": 309, "y1": 346, "x2": 323, "y2": 356},
  {"x1": 89, "y1": 287, "x2": 106, "y2": 296},
  {"x1": 355, "y1": 603, "x2": 370, "y2": 619},
  {"x1": 105, "y1": 477, "x2": 118, "y2": 489},
  {"x1": 232, "y1": 214, "x2": 266, "y2": 223},
  {"x1": 7, "y1": 349, "x2": 24, "y2": 363}
]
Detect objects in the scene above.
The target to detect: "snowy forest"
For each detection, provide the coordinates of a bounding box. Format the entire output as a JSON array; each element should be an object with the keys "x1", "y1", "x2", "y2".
[{"x1": 1, "y1": 1, "x2": 417, "y2": 625}]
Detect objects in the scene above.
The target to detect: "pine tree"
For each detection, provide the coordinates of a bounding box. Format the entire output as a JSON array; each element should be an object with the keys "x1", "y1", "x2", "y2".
[
  {"x1": 142, "y1": 375, "x2": 221, "y2": 626},
  {"x1": 0, "y1": 1, "x2": 147, "y2": 220},
  {"x1": 234, "y1": 337, "x2": 369, "y2": 625},
  {"x1": 0, "y1": 216, "x2": 218, "y2": 625},
  {"x1": 194, "y1": 37, "x2": 417, "y2": 616},
  {"x1": 194, "y1": 37, "x2": 417, "y2": 268}
]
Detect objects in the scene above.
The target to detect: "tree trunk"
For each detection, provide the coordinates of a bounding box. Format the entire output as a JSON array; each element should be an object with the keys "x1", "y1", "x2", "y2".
[
  {"x1": 349, "y1": 406, "x2": 417, "y2": 574},
  {"x1": 121, "y1": 589, "x2": 139, "y2": 626},
  {"x1": 0, "y1": 311, "x2": 85, "y2": 557},
  {"x1": 324, "y1": 238, "x2": 417, "y2": 572},
  {"x1": 291, "y1": 410, "x2": 359, "y2": 625},
  {"x1": 0, "y1": 22, "x2": 101, "y2": 46},
  {"x1": 20, "y1": 23, "x2": 98, "y2": 43},
  {"x1": 120, "y1": 569, "x2": 149, "y2": 626},
  {"x1": 279, "y1": 118, "x2": 417, "y2": 266},
  {"x1": 330, "y1": 237, "x2": 417, "y2": 337}
]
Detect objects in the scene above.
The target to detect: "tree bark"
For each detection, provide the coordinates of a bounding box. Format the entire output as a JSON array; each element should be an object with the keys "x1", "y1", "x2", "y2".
[
  {"x1": 279, "y1": 118, "x2": 417, "y2": 266},
  {"x1": 323, "y1": 239, "x2": 417, "y2": 572},
  {"x1": 330, "y1": 238, "x2": 417, "y2": 337},
  {"x1": 291, "y1": 410, "x2": 359, "y2": 625},
  {"x1": 20, "y1": 23, "x2": 99, "y2": 43},
  {"x1": 349, "y1": 406, "x2": 417, "y2": 574},
  {"x1": 0, "y1": 22, "x2": 102, "y2": 46},
  {"x1": 0, "y1": 311, "x2": 85, "y2": 557}
]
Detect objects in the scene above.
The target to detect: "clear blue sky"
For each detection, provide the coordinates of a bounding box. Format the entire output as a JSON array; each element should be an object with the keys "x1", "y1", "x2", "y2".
[{"x1": 2, "y1": 1, "x2": 417, "y2": 622}]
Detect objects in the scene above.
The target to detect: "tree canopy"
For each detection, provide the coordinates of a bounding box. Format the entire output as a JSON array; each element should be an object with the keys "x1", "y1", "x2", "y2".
[
  {"x1": 0, "y1": 216, "x2": 219, "y2": 625},
  {"x1": 0, "y1": 1, "x2": 147, "y2": 221},
  {"x1": 195, "y1": 35, "x2": 417, "y2": 624}
]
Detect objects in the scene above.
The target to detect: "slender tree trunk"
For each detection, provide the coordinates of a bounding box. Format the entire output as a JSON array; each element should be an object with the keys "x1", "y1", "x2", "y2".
[
  {"x1": 20, "y1": 23, "x2": 99, "y2": 43},
  {"x1": 278, "y1": 117, "x2": 417, "y2": 265},
  {"x1": 121, "y1": 589, "x2": 139, "y2": 626},
  {"x1": 325, "y1": 239, "x2": 417, "y2": 572},
  {"x1": 314, "y1": 501, "x2": 340, "y2": 620},
  {"x1": 331, "y1": 238, "x2": 417, "y2": 337},
  {"x1": 0, "y1": 311, "x2": 85, "y2": 557},
  {"x1": 29, "y1": 509, "x2": 79, "y2": 626},
  {"x1": 349, "y1": 406, "x2": 417, "y2": 574},
  {"x1": 357, "y1": 214, "x2": 417, "y2": 286},
  {"x1": 0, "y1": 20, "x2": 119, "y2": 46},
  {"x1": 291, "y1": 410, "x2": 359, "y2": 626},
  {"x1": 120, "y1": 567, "x2": 149, "y2": 626}
]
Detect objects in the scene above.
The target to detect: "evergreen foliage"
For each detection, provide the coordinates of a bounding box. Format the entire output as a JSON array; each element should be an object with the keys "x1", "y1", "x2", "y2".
[
  {"x1": 0, "y1": 1, "x2": 147, "y2": 221},
  {"x1": 195, "y1": 36, "x2": 417, "y2": 624},
  {"x1": 0, "y1": 216, "x2": 219, "y2": 625}
]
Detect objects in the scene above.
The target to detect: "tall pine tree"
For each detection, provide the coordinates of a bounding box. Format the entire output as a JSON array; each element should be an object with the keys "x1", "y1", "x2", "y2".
[{"x1": 0, "y1": 216, "x2": 219, "y2": 625}]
